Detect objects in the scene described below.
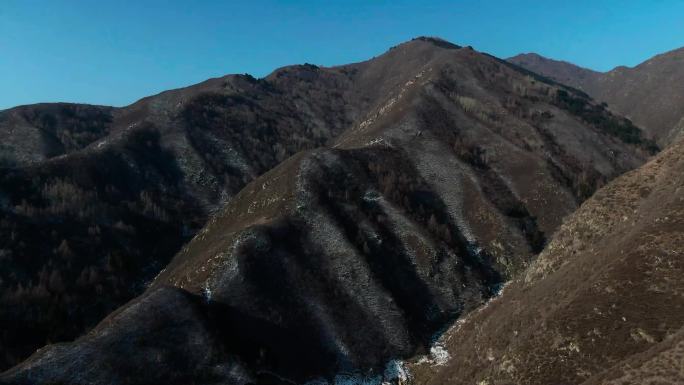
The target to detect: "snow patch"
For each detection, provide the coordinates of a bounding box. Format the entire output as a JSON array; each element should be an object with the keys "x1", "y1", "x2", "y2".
[
  {"x1": 415, "y1": 281, "x2": 512, "y2": 368},
  {"x1": 383, "y1": 360, "x2": 408, "y2": 383},
  {"x1": 203, "y1": 282, "x2": 212, "y2": 302},
  {"x1": 416, "y1": 342, "x2": 451, "y2": 367},
  {"x1": 366, "y1": 137, "x2": 393, "y2": 148},
  {"x1": 429, "y1": 344, "x2": 451, "y2": 366},
  {"x1": 304, "y1": 360, "x2": 409, "y2": 385}
]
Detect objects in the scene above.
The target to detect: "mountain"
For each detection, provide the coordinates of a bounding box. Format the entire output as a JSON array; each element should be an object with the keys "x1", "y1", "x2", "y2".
[
  {"x1": 509, "y1": 48, "x2": 684, "y2": 146},
  {"x1": 0, "y1": 37, "x2": 656, "y2": 383},
  {"x1": 0, "y1": 61, "x2": 362, "y2": 370},
  {"x1": 506, "y1": 53, "x2": 601, "y2": 90},
  {"x1": 408, "y1": 136, "x2": 684, "y2": 384}
]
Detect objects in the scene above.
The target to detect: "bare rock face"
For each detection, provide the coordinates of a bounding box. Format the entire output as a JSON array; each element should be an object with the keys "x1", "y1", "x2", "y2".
[
  {"x1": 0, "y1": 37, "x2": 658, "y2": 384},
  {"x1": 510, "y1": 48, "x2": 684, "y2": 147},
  {"x1": 408, "y1": 138, "x2": 684, "y2": 385}
]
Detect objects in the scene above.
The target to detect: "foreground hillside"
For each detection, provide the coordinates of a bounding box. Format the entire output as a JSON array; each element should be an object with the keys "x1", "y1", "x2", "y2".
[
  {"x1": 0, "y1": 57, "x2": 362, "y2": 369},
  {"x1": 0, "y1": 38, "x2": 657, "y2": 384},
  {"x1": 510, "y1": 48, "x2": 684, "y2": 146},
  {"x1": 409, "y1": 138, "x2": 684, "y2": 384}
]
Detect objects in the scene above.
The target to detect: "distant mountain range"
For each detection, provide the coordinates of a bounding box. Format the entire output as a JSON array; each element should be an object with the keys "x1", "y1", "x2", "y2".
[
  {"x1": 0, "y1": 37, "x2": 682, "y2": 385},
  {"x1": 509, "y1": 48, "x2": 684, "y2": 146}
]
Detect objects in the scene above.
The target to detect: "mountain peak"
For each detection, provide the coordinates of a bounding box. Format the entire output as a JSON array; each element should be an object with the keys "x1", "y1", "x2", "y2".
[
  {"x1": 386, "y1": 36, "x2": 463, "y2": 52},
  {"x1": 409, "y1": 36, "x2": 462, "y2": 49}
]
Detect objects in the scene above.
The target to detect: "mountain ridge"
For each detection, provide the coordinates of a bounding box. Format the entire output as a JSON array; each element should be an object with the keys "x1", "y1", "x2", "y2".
[
  {"x1": 0, "y1": 37, "x2": 657, "y2": 383},
  {"x1": 509, "y1": 46, "x2": 684, "y2": 146}
]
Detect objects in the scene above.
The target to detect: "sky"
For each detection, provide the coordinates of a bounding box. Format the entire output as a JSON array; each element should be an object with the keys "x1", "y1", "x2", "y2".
[{"x1": 2, "y1": 0, "x2": 684, "y2": 110}]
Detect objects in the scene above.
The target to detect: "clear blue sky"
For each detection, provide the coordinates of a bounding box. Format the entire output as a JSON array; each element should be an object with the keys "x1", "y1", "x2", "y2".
[{"x1": 2, "y1": 0, "x2": 683, "y2": 110}]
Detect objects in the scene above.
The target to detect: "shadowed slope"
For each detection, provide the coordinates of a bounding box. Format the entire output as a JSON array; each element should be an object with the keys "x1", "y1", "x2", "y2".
[
  {"x1": 0, "y1": 48, "x2": 382, "y2": 369},
  {"x1": 0, "y1": 103, "x2": 115, "y2": 166}
]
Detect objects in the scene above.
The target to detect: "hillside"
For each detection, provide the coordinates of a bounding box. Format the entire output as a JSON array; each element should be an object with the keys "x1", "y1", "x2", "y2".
[
  {"x1": 0, "y1": 61, "x2": 362, "y2": 370},
  {"x1": 506, "y1": 53, "x2": 601, "y2": 91},
  {"x1": 408, "y1": 137, "x2": 684, "y2": 385},
  {"x1": 510, "y1": 48, "x2": 684, "y2": 146},
  {"x1": 0, "y1": 37, "x2": 656, "y2": 384}
]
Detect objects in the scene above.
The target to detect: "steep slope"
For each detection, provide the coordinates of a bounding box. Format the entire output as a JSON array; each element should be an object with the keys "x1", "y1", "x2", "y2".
[
  {"x1": 0, "y1": 37, "x2": 656, "y2": 384},
  {"x1": 510, "y1": 48, "x2": 684, "y2": 146},
  {"x1": 0, "y1": 62, "x2": 365, "y2": 369},
  {"x1": 408, "y1": 138, "x2": 684, "y2": 385}
]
